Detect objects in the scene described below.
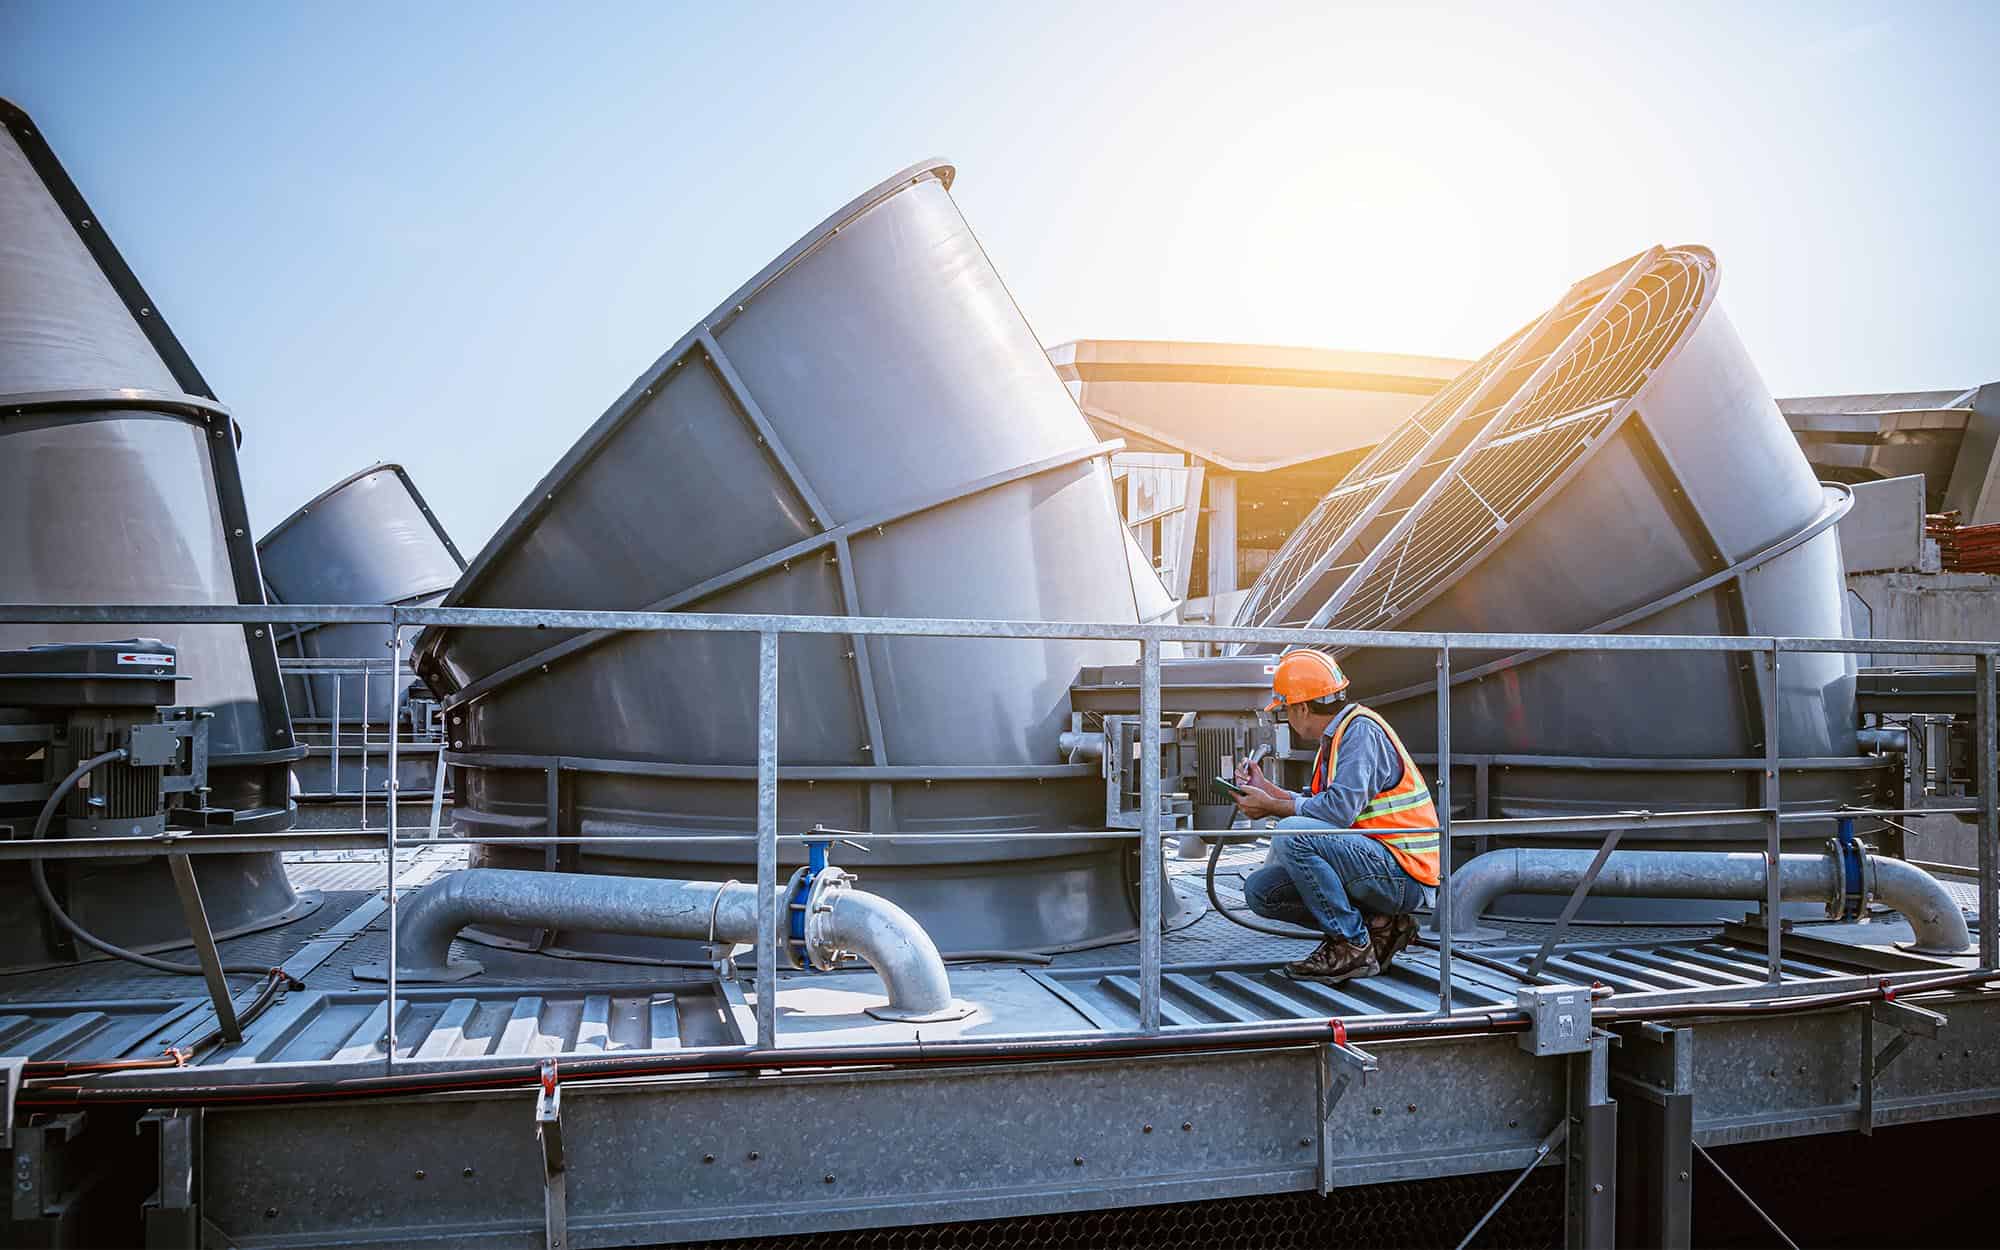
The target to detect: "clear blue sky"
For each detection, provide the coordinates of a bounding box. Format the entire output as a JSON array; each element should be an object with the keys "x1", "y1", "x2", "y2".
[{"x1": 6, "y1": 2, "x2": 1996, "y2": 553}]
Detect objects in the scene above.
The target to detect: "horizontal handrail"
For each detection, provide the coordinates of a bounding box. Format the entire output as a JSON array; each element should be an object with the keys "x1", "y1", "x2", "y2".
[{"x1": 4, "y1": 601, "x2": 1996, "y2": 658}]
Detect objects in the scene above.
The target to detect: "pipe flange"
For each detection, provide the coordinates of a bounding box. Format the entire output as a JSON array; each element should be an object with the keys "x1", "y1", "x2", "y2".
[
  {"x1": 800, "y1": 866, "x2": 855, "y2": 972},
  {"x1": 865, "y1": 998, "x2": 978, "y2": 1023}
]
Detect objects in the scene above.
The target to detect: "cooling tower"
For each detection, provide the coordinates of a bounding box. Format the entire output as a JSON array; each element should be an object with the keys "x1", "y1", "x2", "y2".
[
  {"x1": 0, "y1": 99, "x2": 308, "y2": 963},
  {"x1": 259, "y1": 463, "x2": 464, "y2": 725},
  {"x1": 414, "y1": 161, "x2": 1159, "y2": 954},
  {"x1": 1235, "y1": 246, "x2": 1882, "y2": 853}
]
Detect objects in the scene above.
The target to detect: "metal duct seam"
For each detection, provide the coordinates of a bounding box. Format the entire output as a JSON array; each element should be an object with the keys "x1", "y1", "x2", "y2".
[
  {"x1": 356, "y1": 867, "x2": 973, "y2": 1023},
  {"x1": 1432, "y1": 847, "x2": 1970, "y2": 954}
]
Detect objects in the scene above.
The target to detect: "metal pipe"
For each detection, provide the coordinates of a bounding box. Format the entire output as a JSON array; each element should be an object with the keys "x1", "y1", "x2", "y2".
[
  {"x1": 1433, "y1": 848, "x2": 1970, "y2": 954},
  {"x1": 1869, "y1": 856, "x2": 1975, "y2": 956},
  {"x1": 358, "y1": 867, "x2": 970, "y2": 1021}
]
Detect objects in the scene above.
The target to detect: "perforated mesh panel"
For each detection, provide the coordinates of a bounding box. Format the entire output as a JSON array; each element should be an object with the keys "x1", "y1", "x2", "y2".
[
  {"x1": 693, "y1": 1170, "x2": 1563, "y2": 1250},
  {"x1": 1235, "y1": 249, "x2": 1711, "y2": 636}
]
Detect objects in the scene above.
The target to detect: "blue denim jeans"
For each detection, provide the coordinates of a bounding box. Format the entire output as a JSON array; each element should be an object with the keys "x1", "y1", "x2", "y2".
[{"x1": 1242, "y1": 816, "x2": 1430, "y2": 944}]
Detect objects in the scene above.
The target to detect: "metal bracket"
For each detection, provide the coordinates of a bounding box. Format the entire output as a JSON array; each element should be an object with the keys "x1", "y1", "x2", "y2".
[
  {"x1": 1859, "y1": 993, "x2": 1948, "y2": 1133},
  {"x1": 9, "y1": 1110, "x2": 84, "y2": 1222},
  {"x1": 139, "y1": 1106, "x2": 200, "y2": 1245},
  {"x1": 1, "y1": 1056, "x2": 21, "y2": 1150},
  {"x1": 1313, "y1": 1022, "x2": 1379, "y2": 1195},
  {"x1": 536, "y1": 1058, "x2": 567, "y2": 1250}
]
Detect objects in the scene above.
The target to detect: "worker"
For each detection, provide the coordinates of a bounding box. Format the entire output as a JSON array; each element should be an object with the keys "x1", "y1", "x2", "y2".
[{"x1": 1232, "y1": 648, "x2": 1440, "y2": 983}]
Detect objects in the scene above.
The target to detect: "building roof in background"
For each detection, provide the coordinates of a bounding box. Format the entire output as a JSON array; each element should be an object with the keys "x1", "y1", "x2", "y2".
[{"x1": 1048, "y1": 339, "x2": 1469, "y2": 473}]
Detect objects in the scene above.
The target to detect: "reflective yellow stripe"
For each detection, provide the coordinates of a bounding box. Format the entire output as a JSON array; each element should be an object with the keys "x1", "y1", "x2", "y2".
[
  {"x1": 1359, "y1": 789, "x2": 1433, "y2": 818},
  {"x1": 1372, "y1": 832, "x2": 1439, "y2": 849}
]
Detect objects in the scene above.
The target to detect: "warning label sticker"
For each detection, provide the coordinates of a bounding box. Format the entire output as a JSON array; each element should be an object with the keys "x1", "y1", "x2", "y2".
[
  {"x1": 116, "y1": 653, "x2": 174, "y2": 666},
  {"x1": 1262, "y1": 664, "x2": 1278, "y2": 675}
]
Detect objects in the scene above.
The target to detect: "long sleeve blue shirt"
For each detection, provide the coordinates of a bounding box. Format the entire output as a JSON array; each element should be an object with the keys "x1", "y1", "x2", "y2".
[{"x1": 1289, "y1": 712, "x2": 1404, "y2": 828}]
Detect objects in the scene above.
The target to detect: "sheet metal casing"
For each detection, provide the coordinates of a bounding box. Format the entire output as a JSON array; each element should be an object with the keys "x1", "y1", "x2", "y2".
[
  {"x1": 1236, "y1": 250, "x2": 1880, "y2": 856},
  {"x1": 0, "y1": 100, "x2": 304, "y2": 963},
  {"x1": 415, "y1": 162, "x2": 1151, "y2": 953},
  {"x1": 259, "y1": 463, "x2": 464, "y2": 725}
]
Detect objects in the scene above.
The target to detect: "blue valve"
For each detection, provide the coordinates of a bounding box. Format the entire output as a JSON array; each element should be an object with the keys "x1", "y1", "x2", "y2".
[{"x1": 1835, "y1": 816, "x2": 1865, "y2": 922}]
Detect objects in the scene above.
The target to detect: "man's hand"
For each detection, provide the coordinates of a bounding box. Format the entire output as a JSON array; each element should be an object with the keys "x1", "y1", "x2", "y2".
[
  {"x1": 1235, "y1": 759, "x2": 1289, "y2": 799},
  {"x1": 1234, "y1": 784, "x2": 1294, "y2": 820}
]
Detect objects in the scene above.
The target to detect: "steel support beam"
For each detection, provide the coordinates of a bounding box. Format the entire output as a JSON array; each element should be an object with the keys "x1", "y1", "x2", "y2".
[
  {"x1": 1138, "y1": 637, "x2": 1162, "y2": 1033},
  {"x1": 1566, "y1": 1032, "x2": 1617, "y2": 1250},
  {"x1": 1610, "y1": 1024, "x2": 1692, "y2": 1250}
]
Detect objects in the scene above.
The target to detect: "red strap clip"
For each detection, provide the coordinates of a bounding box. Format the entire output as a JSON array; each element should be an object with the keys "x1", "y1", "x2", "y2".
[
  {"x1": 1330, "y1": 1018, "x2": 1349, "y2": 1047},
  {"x1": 1880, "y1": 978, "x2": 1896, "y2": 1002},
  {"x1": 540, "y1": 1057, "x2": 559, "y2": 1097},
  {"x1": 163, "y1": 1046, "x2": 189, "y2": 1067}
]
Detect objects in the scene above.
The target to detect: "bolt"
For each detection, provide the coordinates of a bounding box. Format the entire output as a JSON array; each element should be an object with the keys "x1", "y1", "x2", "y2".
[
  {"x1": 1181, "y1": 1122, "x2": 1192, "y2": 1132},
  {"x1": 1592, "y1": 1183, "x2": 1605, "y2": 1194},
  {"x1": 414, "y1": 1170, "x2": 425, "y2": 1180},
  {"x1": 463, "y1": 1167, "x2": 475, "y2": 1178},
  {"x1": 1679, "y1": 1171, "x2": 1690, "y2": 1182},
  {"x1": 1508, "y1": 1119, "x2": 1519, "y2": 1128},
  {"x1": 254, "y1": 628, "x2": 265, "y2": 637},
  {"x1": 1142, "y1": 1124, "x2": 1153, "y2": 1133},
  {"x1": 1300, "y1": 1136, "x2": 1312, "y2": 1146},
  {"x1": 824, "y1": 1174, "x2": 836, "y2": 1184},
  {"x1": 1406, "y1": 1103, "x2": 1417, "y2": 1113},
  {"x1": 233, "y1": 527, "x2": 244, "y2": 537},
  {"x1": 702, "y1": 1154, "x2": 714, "y2": 1164},
  {"x1": 1073, "y1": 1156, "x2": 1084, "y2": 1166},
  {"x1": 265, "y1": 1207, "x2": 278, "y2": 1219},
  {"x1": 747, "y1": 1151, "x2": 760, "y2": 1161},
  {"x1": 1371, "y1": 1107, "x2": 1383, "y2": 1116}
]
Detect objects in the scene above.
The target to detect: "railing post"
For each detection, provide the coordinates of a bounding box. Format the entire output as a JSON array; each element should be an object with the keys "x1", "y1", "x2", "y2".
[
  {"x1": 330, "y1": 671, "x2": 341, "y2": 797},
  {"x1": 755, "y1": 630, "x2": 780, "y2": 1046},
  {"x1": 386, "y1": 624, "x2": 401, "y2": 1067},
  {"x1": 359, "y1": 660, "x2": 370, "y2": 830},
  {"x1": 1139, "y1": 635, "x2": 1163, "y2": 1033},
  {"x1": 1979, "y1": 651, "x2": 1998, "y2": 970},
  {"x1": 1763, "y1": 639, "x2": 1782, "y2": 984},
  {"x1": 1436, "y1": 642, "x2": 1452, "y2": 1014}
]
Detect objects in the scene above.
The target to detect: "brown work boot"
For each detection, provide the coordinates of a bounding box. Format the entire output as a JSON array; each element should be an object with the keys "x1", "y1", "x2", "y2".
[
  {"x1": 1283, "y1": 936, "x2": 1380, "y2": 984},
  {"x1": 1369, "y1": 914, "x2": 1418, "y2": 970}
]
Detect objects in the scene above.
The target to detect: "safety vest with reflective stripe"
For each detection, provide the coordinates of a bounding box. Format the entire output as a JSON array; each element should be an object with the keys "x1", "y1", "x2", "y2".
[{"x1": 1308, "y1": 704, "x2": 1441, "y2": 886}]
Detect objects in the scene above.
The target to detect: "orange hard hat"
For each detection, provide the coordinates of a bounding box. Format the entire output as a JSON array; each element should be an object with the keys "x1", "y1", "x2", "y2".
[{"x1": 1266, "y1": 649, "x2": 1350, "y2": 712}]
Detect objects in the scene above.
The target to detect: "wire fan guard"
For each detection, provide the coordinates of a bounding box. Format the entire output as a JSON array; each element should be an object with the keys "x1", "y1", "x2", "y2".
[{"x1": 1235, "y1": 248, "x2": 1712, "y2": 637}]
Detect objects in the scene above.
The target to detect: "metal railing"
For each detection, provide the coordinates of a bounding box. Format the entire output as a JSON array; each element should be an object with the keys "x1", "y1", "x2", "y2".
[
  {"x1": 276, "y1": 656, "x2": 448, "y2": 826},
  {"x1": 5, "y1": 601, "x2": 1997, "y2": 1069}
]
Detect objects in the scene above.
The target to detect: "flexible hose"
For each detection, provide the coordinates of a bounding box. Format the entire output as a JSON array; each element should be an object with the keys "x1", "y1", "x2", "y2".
[
  {"x1": 1204, "y1": 833, "x2": 1322, "y2": 940},
  {"x1": 29, "y1": 748, "x2": 288, "y2": 980}
]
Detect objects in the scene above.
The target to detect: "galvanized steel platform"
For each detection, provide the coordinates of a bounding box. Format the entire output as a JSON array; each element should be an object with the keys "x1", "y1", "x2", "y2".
[{"x1": 6, "y1": 840, "x2": 1998, "y2": 1249}]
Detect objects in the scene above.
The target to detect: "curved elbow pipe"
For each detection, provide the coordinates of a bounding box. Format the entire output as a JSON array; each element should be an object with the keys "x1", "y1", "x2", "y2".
[
  {"x1": 356, "y1": 868, "x2": 971, "y2": 1022},
  {"x1": 812, "y1": 888, "x2": 959, "y2": 1021},
  {"x1": 1868, "y1": 856, "x2": 1973, "y2": 955},
  {"x1": 1436, "y1": 848, "x2": 1969, "y2": 955}
]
